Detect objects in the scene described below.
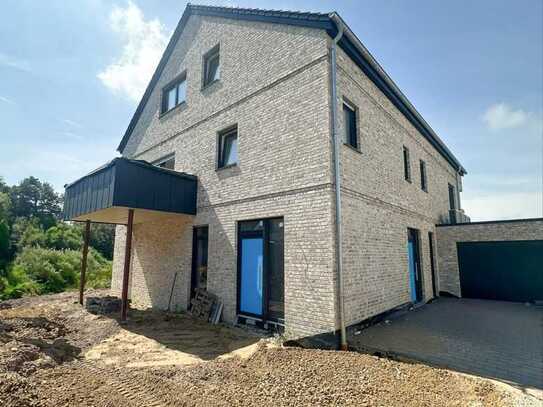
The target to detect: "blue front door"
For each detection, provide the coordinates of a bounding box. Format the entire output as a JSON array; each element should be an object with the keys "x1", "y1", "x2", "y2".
[
  {"x1": 407, "y1": 228, "x2": 422, "y2": 303},
  {"x1": 239, "y1": 237, "x2": 264, "y2": 316}
]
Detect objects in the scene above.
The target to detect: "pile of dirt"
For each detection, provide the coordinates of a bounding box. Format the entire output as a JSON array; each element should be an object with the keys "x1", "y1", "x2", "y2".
[
  {"x1": 30, "y1": 344, "x2": 539, "y2": 407},
  {"x1": 0, "y1": 316, "x2": 77, "y2": 376},
  {"x1": 153, "y1": 346, "x2": 527, "y2": 407},
  {"x1": 1, "y1": 291, "x2": 540, "y2": 407},
  {"x1": 0, "y1": 372, "x2": 41, "y2": 407}
]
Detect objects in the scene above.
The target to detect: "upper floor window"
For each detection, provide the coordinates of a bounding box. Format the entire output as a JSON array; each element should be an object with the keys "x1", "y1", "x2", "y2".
[
  {"x1": 343, "y1": 100, "x2": 358, "y2": 149},
  {"x1": 161, "y1": 73, "x2": 186, "y2": 114},
  {"x1": 203, "y1": 45, "x2": 220, "y2": 88},
  {"x1": 403, "y1": 146, "x2": 411, "y2": 182},
  {"x1": 448, "y1": 183, "x2": 456, "y2": 210},
  {"x1": 420, "y1": 160, "x2": 427, "y2": 192},
  {"x1": 217, "y1": 126, "x2": 238, "y2": 169},
  {"x1": 153, "y1": 154, "x2": 175, "y2": 170}
]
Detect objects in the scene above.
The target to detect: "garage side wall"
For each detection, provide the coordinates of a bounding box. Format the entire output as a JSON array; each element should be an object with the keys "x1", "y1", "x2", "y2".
[{"x1": 435, "y1": 219, "x2": 543, "y2": 296}]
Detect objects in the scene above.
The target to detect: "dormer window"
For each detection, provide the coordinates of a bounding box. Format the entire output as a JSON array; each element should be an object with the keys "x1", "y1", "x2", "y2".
[
  {"x1": 161, "y1": 73, "x2": 186, "y2": 114},
  {"x1": 203, "y1": 45, "x2": 220, "y2": 87}
]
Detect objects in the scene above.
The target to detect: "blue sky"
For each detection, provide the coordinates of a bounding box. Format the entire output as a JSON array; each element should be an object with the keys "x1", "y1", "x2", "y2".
[{"x1": 1, "y1": 0, "x2": 541, "y2": 221}]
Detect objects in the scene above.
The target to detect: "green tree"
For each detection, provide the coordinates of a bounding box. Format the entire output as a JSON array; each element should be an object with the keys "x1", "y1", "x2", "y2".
[
  {"x1": 0, "y1": 176, "x2": 9, "y2": 194},
  {"x1": 86, "y1": 223, "x2": 115, "y2": 260},
  {"x1": 0, "y1": 191, "x2": 10, "y2": 221},
  {"x1": 10, "y1": 217, "x2": 45, "y2": 253},
  {"x1": 10, "y1": 177, "x2": 62, "y2": 229},
  {"x1": 0, "y1": 220, "x2": 9, "y2": 272},
  {"x1": 45, "y1": 222, "x2": 82, "y2": 251},
  {"x1": 0, "y1": 190, "x2": 11, "y2": 270}
]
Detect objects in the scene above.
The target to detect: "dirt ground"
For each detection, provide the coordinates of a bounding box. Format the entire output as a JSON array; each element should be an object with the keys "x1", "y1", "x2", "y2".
[{"x1": 0, "y1": 291, "x2": 540, "y2": 407}]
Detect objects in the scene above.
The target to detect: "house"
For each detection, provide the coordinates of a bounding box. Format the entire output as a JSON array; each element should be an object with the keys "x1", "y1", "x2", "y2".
[{"x1": 64, "y1": 4, "x2": 478, "y2": 346}]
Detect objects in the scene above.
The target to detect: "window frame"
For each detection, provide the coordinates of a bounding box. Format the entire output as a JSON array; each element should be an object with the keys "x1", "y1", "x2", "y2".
[
  {"x1": 202, "y1": 44, "x2": 220, "y2": 89},
  {"x1": 342, "y1": 99, "x2": 359, "y2": 150},
  {"x1": 403, "y1": 146, "x2": 412, "y2": 182},
  {"x1": 161, "y1": 72, "x2": 187, "y2": 115},
  {"x1": 217, "y1": 125, "x2": 238, "y2": 170},
  {"x1": 152, "y1": 153, "x2": 175, "y2": 170},
  {"x1": 420, "y1": 159, "x2": 428, "y2": 192}
]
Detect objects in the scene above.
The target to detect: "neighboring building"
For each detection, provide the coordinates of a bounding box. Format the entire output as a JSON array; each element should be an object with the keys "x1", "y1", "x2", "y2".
[{"x1": 64, "y1": 5, "x2": 472, "y2": 343}]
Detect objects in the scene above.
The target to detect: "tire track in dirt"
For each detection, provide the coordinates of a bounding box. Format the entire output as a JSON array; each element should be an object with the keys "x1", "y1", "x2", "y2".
[{"x1": 71, "y1": 360, "x2": 166, "y2": 407}]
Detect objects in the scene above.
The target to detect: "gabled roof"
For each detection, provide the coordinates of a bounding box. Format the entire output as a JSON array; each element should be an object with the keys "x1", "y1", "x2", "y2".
[{"x1": 117, "y1": 4, "x2": 466, "y2": 175}]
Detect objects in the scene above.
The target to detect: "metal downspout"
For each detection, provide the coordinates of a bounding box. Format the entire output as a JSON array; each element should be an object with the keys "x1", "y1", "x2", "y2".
[{"x1": 329, "y1": 18, "x2": 347, "y2": 350}]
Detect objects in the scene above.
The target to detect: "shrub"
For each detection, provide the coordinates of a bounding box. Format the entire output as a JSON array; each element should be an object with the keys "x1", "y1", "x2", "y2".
[
  {"x1": 0, "y1": 263, "x2": 40, "y2": 300},
  {"x1": 3, "y1": 246, "x2": 112, "y2": 299},
  {"x1": 44, "y1": 223, "x2": 82, "y2": 251}
]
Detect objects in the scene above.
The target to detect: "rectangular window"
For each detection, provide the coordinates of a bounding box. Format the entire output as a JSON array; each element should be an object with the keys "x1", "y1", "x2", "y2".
[
  {"x1": 403, "y1": 146, "x2": 411, "y2": 182},
  {"x1": 161, "y1": 73, "x2": 186, "y2": 114},
  {"x1": 420, "y1": 160, "x2": 427, "y2": 191},
  {"x1": 153, "y1": 154, "x2": 175, "y2": 170},
  {"x1": 343, "y1": 101, "x2": 358, "y2": 149},
  {"x1": 191, "y1": 226, "x2": 209, "y2": 298},
  {"x1": 448, "y1": 183, "x2": 456, "y2": 210},
  {"x1": 203, "y1": 45, "x2": 220, "y2": 87},
  {"x1": 217, "y1": 126, "x2": 238, "y2": 169}
]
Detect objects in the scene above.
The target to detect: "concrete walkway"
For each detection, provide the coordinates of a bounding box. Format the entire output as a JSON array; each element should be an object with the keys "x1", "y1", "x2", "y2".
[{"x1": 350, "y1": 298, "x2": 543, "y2": 390}]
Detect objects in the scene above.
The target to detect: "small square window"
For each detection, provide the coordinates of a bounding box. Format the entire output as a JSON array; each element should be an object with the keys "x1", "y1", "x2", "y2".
[
  {"x1": 203, "y1": 45, "x2": 220, "y2": 87},
  {"x1": 161, "y1": 73, "x2": 186, "y2": 114},
  {"x1": 218, "y1": 126, "x2": 238, "y2": 169},
  {"x1": 420, "y1": 160, "x2": 428, "y2": 192},
  {"x1": 343, "y1": 101, "x2": 358, "y2": 149},
  {"x1": 403, "y1": 146, "x2": 411, "y2": 182}
]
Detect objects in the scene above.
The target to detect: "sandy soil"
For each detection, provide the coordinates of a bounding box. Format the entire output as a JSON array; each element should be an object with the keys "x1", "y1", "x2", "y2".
[{"x1": 0, "y1": 291, "x2": 540, "y2": 407}]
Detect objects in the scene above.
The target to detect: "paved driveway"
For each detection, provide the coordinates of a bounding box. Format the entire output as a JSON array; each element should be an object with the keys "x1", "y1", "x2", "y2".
[{"x1": 349, "y1": 298, "x2": 543, "y2": 389}]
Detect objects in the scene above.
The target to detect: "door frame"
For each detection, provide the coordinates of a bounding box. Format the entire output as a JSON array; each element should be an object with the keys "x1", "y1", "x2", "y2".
[
  {"x1": 236, "y1": 227, "x2": 267, "y2": 320},
  {"x1": 407, "y1": 228, "x2": 423, "y2": 303},
  {"x1": 428, "y1": 231, "x2": 437, "y2": 298},
  {"x1": 236, "y1": 217, "x2": 284, "y2": 323}
]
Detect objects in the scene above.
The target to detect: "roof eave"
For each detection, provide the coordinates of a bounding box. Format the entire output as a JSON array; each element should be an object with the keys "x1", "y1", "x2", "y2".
[{"x1": 328, "y1": 13, "x2": 466, "y2": 175}]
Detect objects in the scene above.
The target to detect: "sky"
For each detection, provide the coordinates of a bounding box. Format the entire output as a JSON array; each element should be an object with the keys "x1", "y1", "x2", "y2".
[{"x1": 0, "y1": 0, "x2": 542, "y2": 221}]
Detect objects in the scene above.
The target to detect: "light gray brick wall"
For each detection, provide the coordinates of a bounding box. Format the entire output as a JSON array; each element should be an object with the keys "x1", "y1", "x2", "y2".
[
  {"x1": 112, "y1": 15, "x2": 337, "y2": 339},
  {"x1": 436, "y1": 220, "x2": 543, "y2": 296},
  {"x1": 335, "y1": 44, "x2": 460, "y2": 326},
  {"x1": 112, "y1": 13, "x2": 467, "y2": 338}
]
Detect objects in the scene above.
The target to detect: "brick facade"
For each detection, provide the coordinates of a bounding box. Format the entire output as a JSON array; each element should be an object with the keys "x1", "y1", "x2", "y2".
[
  {"x1": 335, "y1": 45, "x2": 459, "y2": 326},
  {"x1": 112, "y1": 15, "x2": 338, "y2": 338},
  {"x1": 436, "y1": 219, "x2": 543, "y2": 296},
  {"x1": 112, "y1": 12, "x2": 465, "y2": 338}
]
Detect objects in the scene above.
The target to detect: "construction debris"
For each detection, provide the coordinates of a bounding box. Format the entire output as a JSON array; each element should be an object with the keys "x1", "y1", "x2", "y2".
[
  {"x1": 85, "y1": 296, "x2": 122, "y2": 315},
  {"x1": 189, "y1": 289, "x2": 216, "y2": 321}
]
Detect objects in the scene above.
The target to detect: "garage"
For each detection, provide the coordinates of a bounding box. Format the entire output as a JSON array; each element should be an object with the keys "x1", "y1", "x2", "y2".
[{"x1": 457, "y1": 240, "x2": 543, "y2": 302}]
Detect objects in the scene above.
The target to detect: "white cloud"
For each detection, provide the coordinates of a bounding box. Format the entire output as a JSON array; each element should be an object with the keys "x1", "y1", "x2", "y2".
[
  {"x1": 482, "y1": 103, "x2": 529, "y2": 130},
  {"x1": 463, "y1": 191, "x2": 542, "y2": 221},
  {"x1": 0, "y1": 52, "x2": 31, "y2": 72},
  {"x1": 62, "y1": 119, "x2": 83, "y2": 129},
  {"x1": 97, "y1": 1, "x2": 169, "y2": 102},
  {"x1": 0, "y1": 95, "x2": 16, "y2": 105}
]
